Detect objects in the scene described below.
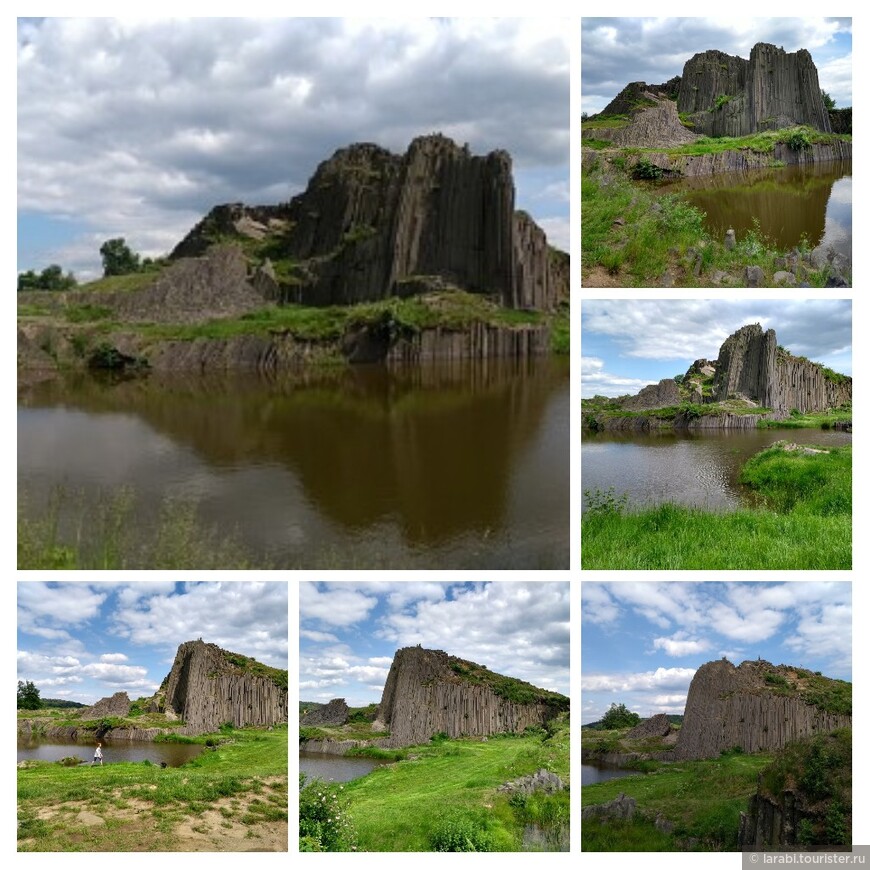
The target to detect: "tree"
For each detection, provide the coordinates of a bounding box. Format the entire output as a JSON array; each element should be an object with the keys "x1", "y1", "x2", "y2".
[
  {"x1": 100, "y1": 237, "x2": 140, "y2": 277},
  {"x1": 821, "y1": 89, "x2": 836, "y2": 111},
  {"x1": 17, "y1": 264, "x2": 76, "y2": 292},
  {"x1": 600, "y1": 702, "x2": 640, "y2": 730},
  {"x1": 17, "y1": 680, "x2": 41, "y2": 710}
]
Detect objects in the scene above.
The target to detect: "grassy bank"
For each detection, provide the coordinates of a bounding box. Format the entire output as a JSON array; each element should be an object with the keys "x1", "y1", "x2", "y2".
[
  {"x1": 582, "y1": 750, "x2": 773, "y2": 851},
  {"x1": 18, "y1": 725, "x2": 288, "y2": 852},
  {"x1": 301, "y1": 720, "x2": 569, "y2": 852},
  {"x1": 19, "y1": 288, "x2": 568, "y2": 360},
  {"x1": 758, "y1": 408, "x2": 851, "y2": 429},
  {"x1": 581, "y1": 167, "x2": 840, "y2": 287},
  {"x1": 582, "y1": 444, "x2": 851, "y2": 569}
]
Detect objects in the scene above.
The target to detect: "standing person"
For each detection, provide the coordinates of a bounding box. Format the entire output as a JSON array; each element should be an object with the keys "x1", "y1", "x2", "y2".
[{"x1": 92, "y1": 743, "x2": 103, "y2": 766}]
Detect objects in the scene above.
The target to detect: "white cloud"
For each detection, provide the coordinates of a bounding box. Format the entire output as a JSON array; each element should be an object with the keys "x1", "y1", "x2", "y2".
[
  {"x1": 99, "y1": 653, "x2": 129, "y2": 663},
  {"x1": 300, "y1": 629, "x2": 339, "y2": 643},
  {"x1": 110, "y1": 581, "x2": 287, "y2": 668},
  {"x1": 300, "y1": 584, "x2": 378, "y2": 628},
  {"x1": 582, "y1": 667, "x2": 696, "y2": 693},
  {"x1": 652, "y1": 633, "x2": 710, "y2": 657}
]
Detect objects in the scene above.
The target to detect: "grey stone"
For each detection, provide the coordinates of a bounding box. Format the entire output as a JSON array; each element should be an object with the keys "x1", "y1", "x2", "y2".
[
  {"x1": 711, "y1": 269, "x2": 730, "y2": 284},
  {"x1": 724, "y1": 228, "x2": 736, "y2": 251},
  {"x1": 498, "y1": 768, "x2": 565, "y2": 795},
  {"x1": 581, "y1": 793, "x2": 636, "y2": 821},
  {"x1": 659, "y1": 270, "x2": 675, "y2": 287},
  {"x1": 772, "y1": 270, "x2": 796, "y2": 286},
  {"x1": 626, "y1": 713, "x2": 672, "y2": 739},
  {"x1": 744, "y1": 265, "x2": 764, "y2": 287}
]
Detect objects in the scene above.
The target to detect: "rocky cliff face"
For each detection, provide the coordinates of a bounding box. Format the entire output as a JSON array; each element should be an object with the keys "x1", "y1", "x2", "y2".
[
  {"x1": 712, "y1": 324, "x2": 852, "y2": 412},
  {"x1": 672, "y1": 660, "x2": 851, "y2": 760},
  {"x1": 300, "y1": 698, "x2": 349, "y2": 727},
  {"x1": 375, "y1": 646, "x2": 567, "y2": 748},
  {"x1": 172, "y1": 134, "x2": 565, "y2": 311},
  {"x1": 677, "y1": 43, "x2": 831, "y2": 137},
  {"x1": 163, "y1": 640, "x2": 287, "y2": 735},
  {"x1": 620, "y1": 378, "x2": 681, "y2": 411}
]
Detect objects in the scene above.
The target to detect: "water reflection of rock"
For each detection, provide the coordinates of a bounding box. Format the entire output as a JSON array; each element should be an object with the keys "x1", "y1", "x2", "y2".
[
  {"x1": 20, "y1": 359, "x2": 568, "y2": 544},
  {"x1": 661, "y1": 161, "x2": 851, "y2": 254}
]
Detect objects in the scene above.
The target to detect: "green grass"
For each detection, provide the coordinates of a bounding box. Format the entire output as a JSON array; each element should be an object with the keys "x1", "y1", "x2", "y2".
[
  {"x1": 659, "y1": 126, "x2": 850, "y2": 157},
  {"x1": 78, "y1": 272, "x2": 160, "y2": 293},
  {"x1": 338, "y1": 722, "x2": 569, "y2": 852},
  {"x1": 581, "y1": 166, "x2": 844, "y2": 287},
  {"x1": 758, "y1": 408, "x2": 851, "y2": 429},
  {"x1": 17, "y1": 725, "x2": 287, "y2": 852},
  {"x1": 446, "y1": 657, "x2": 569, "y2": 710},
  {"x1": 582, "y1": 445, "x2": 851, "y2": 569},
  {"x1": 582, "y1": 752, "x2": 772, "y2": 851}
]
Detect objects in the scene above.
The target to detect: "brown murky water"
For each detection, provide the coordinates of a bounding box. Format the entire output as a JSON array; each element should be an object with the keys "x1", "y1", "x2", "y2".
[
  {"x1": 18, "y1": 358, "x2": 569, "y2": 568},
  {"x1": 660, "y1": 160, "x2": 851, "y2": 258},
  {"x1": 581, "y1": 427, "x2": 851, "y2": 513},
  {"x1": 17, "y1": 738, "x2": 203, "y2": 766}
]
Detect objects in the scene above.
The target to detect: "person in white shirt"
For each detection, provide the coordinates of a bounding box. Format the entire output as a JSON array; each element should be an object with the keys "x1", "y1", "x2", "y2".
[{"x1": 92, "y1": 743, "x2": 103, "y2": 766}]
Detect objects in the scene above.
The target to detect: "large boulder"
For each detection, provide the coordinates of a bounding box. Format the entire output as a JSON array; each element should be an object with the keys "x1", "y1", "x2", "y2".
[
  {"x1": 301, "y1": 698, "x2": 349, "y2": 727},
  {"x1": 626, "y1": 713, "x2": 672, "y2": 739},
  {"x1": 79, "y1": 692, "x2": 131, "y2": 719}
]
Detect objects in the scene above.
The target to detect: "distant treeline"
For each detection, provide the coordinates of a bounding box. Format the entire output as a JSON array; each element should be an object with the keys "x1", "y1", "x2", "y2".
[{"x1": 583, "y1": 714, "x2": 684, "y2": 730}]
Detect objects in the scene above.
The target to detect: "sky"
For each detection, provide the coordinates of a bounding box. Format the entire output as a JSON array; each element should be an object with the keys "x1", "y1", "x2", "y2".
[
  {"x1": 582, "y1": 581, "x2": 852, "y2": 724},
  {"x1": 581, "y1": 299, "x2": 852, "y2": 398},
  {"x1": 582, "y1": 17, "x2": 852, "y2": 116},
  {"x1": 17, "y1": 581, "x2": 288, "y2": 705},
  {"x1": 17, "y1": 17, "x2": 569, "y2": 280},
  {"x1": 300, "y1": 581, "x2": 570, "y2": 707}
]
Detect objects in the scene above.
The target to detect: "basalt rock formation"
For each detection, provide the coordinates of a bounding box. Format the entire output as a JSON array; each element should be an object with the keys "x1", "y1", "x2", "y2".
[
  {"x1": 300, "y1": 698, "x2": 349, "y2": 727},
  {"x1": 163, "y1": 639, "x2": 288, "y2": 735},
  {"x1": 373, "y1": 646, "x2": 568, "y2": 748},
  {"x1": 671, "y1": 659, "x2": 851, "y2": 761},
  {"x1": 584, "y1": 323, "x2": 851, "y2": 425},
  {"x1": 712, "y1": 324, "x2": 851, "y2": 412},
  {"x1": 79, "y1": 691, "x2": 131, "y2": 719},
  {"x1": 171, "y1": 134, "x2": 566, "y2": 311},
  {"x1": 677, "y1": 43, "x2": 831, "y2": 137}
]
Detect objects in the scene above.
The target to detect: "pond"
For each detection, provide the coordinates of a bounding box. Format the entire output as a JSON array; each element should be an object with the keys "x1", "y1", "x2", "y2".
[
  {"x1": 17, "y1": 738, "x2": 203, "y2": 767},
  {"x1": 581, "y1": 428, "x2": 851, "y2": 512},
  {"x1": 660, "y1": 160, "x2": 851, "y2": 259},
  {"x1": 18, "y1": 357, "x2": 569, "y2": 569},
  {"x1": 299, "y1": 751, "x2": 390, "y2": 783},
  {"x1": 581, "y1": 763, "x2": 642, "y2": 786}
]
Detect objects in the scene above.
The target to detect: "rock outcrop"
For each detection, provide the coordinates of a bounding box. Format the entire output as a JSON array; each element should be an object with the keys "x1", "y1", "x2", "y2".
[
  {"x1": 625, "y1": 714, "x2": 672, "y2": 740},
  {"x1": 712, "y1": 324, "x2": 852, "y2": 412},
  {"x1": 300, "y1": 698, "x2": 349, "y2": 727},
  {"x1": 671, "y1": 659, "x2": 851, "y2": 761},
  {"x1": 498, "y1": 768, "x2": 565, "y2": 795},
  {"x1": 620, "y1": 378, "x2": 680, "y2": 411},
  {"x1": 172, "y1": 134, "x2": 566, "y2": 311},
  {"x1": 374, "y1": 646, "x2": 567, "y2": 748},
  {"x1": 676, "y1": 43, "x2": 831, "y2": 137},
  {"x1": 163, "y1": 639, "x2": 287, "y2": 735},
  {"x1": 79, "y1": 691, "x2": 131, "y2": 719}
]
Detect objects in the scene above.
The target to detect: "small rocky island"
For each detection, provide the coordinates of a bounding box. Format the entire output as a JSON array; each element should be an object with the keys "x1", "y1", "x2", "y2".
[
  {"x1": 18, "y1": 134, "x2": 569, "y2": 374},
  {"x1": 583, "y1": 323, "x2": 852, "y2": 431}
]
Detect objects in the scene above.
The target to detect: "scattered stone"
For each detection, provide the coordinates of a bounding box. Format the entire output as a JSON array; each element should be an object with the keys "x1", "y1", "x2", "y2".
[
  {"x1": 772, "y1": 271, "x2": 795, "y2": 286},
  {"x1": 581, "y1": 793, "x2": 636, "y2": 821},
  {"x1": 825, "y1": 275, "x2": 848, "y2": 288},
  {"x1": 498, "y1": 768, "x2": 565, "y2": 795},
  {"x1": 655, "y1": 814, "x2": 675, "y2": 834},
  {"x1": 724, "y1": 228, "x2": 736, "y2": 250},
  {"x1": 743, "y1": 265, "x2": 764, "y2": 287},
  {"x1": 77, "y1": 811, "x2": 106, "y2": 827},
  {"x1": 711, "y1": 269, "x2": 730, "y2": 285},
  {"x1": 774, "y1": 257, "x2": 788, "y2": 270},
  {"x1": 612, "y1": 217, "x2": 626, "y2": 227},
  {"x1": 659, "y1": 271, "x2": 675, "y2": 287}
]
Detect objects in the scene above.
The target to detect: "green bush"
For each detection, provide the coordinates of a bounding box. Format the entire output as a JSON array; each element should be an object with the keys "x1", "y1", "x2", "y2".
[
  {"x1": 632, "y1": 158, "x2": 663, "y2": 180},
  {"x1": 299, "y1": 775, "x2": 357, "y2": 852},
  {"x1": 584, "y1": 488, "x2": 629, "y2": 517},
  {"x1": 786, "y1": 128, "x2": 811, "y2": 151},
  {"x1": 600, "y1": 702, "x2": 640, "y2": 729},
  {"x1": 430, "y1": 809, "x2": 493, "y2": 852}
]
